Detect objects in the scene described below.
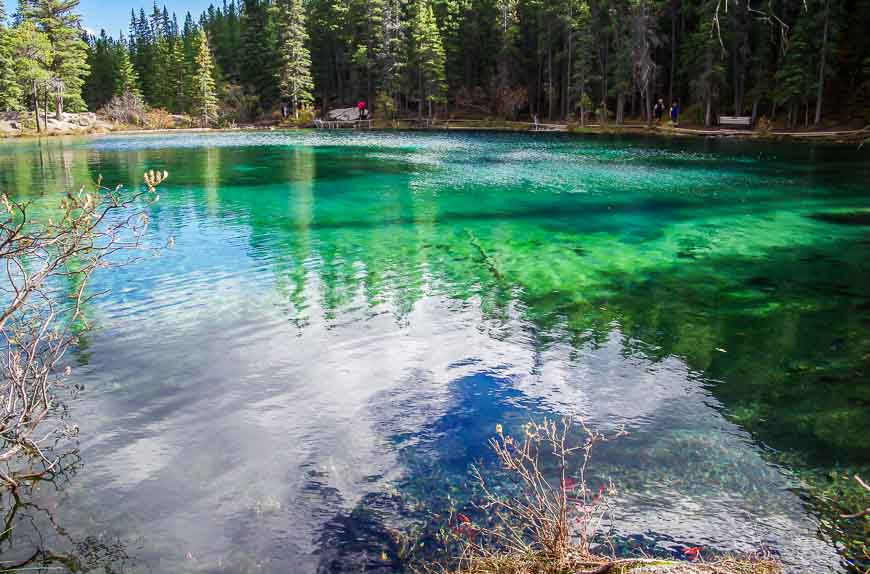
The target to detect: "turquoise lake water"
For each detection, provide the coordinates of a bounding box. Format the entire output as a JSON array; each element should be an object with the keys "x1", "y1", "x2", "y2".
[{"x1": 0, "y1": 131, "x2": 868, "y2": 573}]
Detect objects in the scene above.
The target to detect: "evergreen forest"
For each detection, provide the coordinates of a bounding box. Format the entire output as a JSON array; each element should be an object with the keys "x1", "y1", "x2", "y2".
[{"x1": 2, "y1": 0, "x2": 870, "y2": 127}]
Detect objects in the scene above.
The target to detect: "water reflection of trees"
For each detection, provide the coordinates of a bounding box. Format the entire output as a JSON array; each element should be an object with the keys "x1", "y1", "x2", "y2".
[
  {"x1": 1, "y1": 453, "x2": 134, "y2": 572},
  {"x1": 109, "y1": 140, "x2": 867, "y2": 470},
  {"x1": 221, "y1": 147, "x2": 868, "y2": 571}
]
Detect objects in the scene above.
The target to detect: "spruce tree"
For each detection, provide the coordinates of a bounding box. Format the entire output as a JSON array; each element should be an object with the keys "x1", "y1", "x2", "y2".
[
  {"x1": 0, "y1": 3, "x2": 22, "y2": 111},
  {"x1": 411, "y1": 0, "x2": 446, "y2": 117},
  {"x1": 170, "y1": 35, "x2": 186, "y2": 112},
  {"x1": 240, "y1": 0, "x2": 279, "y2": 109},
  {"x1": 190, "y1": 29, "x2": 218, "y2": 126},
  {"x1": 433, "y1": 0, "x2": 466, "y2": 95},
  {"x1": 83, "y1": 31, "x2": 115, "y2": 109},
  {"x1": 114, "y1": 41, "x2": 141, "y2": 97},
  {"x1": 276, "y1": 0, "x2": 314, "y2": 117},
  {"x1": 374, "y1": 0, "x2": 406, "y2": 102},
  {"x1": 774, "y1": 13, "x2": 817, "y2": 127}
]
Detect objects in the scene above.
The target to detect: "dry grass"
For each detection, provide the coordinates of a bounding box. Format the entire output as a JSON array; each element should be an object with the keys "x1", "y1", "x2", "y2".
[
  {"x1": 431, "y1": 418, "x2": 782, "y2": 574},
  {"x1": 442, "y1": 549, "x2": 782, "y2": 574}
]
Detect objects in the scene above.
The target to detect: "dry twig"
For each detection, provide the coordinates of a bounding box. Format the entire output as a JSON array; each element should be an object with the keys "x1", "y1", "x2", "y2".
[{"x1": 0, "y1": 171, "x2": 167, "y2": 488}]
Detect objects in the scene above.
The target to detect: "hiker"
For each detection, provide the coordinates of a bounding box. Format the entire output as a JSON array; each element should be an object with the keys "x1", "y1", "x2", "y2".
[
  {"x1": 653, "y1": 98, "x2": 664, "y2": 123},
  {"x1": 670, "y1": 101, "x2": 680, "y2": 126},
  {"x1": 357, "y1": 100, "x2": 367, "y2": 120},
  {"x1": 281, "y1": 103, "x2": 289, "y2": 119}
]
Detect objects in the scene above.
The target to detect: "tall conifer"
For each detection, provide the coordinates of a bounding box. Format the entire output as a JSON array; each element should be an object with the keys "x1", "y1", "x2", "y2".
[{"x1": 276, "y1": 0, "x2": 314, "y2": 117}]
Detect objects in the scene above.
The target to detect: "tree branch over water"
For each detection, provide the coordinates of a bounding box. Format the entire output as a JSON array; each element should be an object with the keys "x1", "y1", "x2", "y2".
[{"x1": 0, "y1": 170, "x2": 167, "y2": 489}]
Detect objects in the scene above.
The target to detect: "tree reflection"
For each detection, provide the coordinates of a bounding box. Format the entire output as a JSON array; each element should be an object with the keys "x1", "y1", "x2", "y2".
[{"x1": 1, "y1": 453, "x2": 134, "y2": 573}]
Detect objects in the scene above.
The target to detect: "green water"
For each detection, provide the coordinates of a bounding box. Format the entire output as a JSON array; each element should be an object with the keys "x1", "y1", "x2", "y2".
[{"x1": 0, "y1": 131, "x2": 868, "y2": 573}]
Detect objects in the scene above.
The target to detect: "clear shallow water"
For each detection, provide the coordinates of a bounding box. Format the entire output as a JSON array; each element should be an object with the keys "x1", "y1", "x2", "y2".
[{"x1": 0, "y1": 131, "x2": 868, "y2": 573}]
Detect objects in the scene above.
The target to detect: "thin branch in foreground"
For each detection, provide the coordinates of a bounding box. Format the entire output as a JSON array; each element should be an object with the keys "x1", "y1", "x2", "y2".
[{"x1": 0, "y1": 170, "x2": 167, "y2": 489}]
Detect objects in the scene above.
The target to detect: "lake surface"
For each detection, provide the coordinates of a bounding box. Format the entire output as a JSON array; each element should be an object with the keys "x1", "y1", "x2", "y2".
[{"x1": 1, "y1": 131, "x2": 868, "y2": 573}]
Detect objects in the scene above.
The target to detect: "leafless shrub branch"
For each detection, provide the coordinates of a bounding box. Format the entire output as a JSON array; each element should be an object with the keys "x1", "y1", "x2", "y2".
[
  {"x1": 444, "y1": 418, "x2": 625, "y2": 572},
  {"x1": 0, "y1": 170, "x2": 167, "y2": 489}
]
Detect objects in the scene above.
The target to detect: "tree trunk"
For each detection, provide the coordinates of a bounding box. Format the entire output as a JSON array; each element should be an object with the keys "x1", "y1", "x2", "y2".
[
  {"x1": 616, "y1": 92, "x2": 625, "y2": 124},
  {"x1": 55, "y1": 93, "x2": 62, "y2": 121},
  {"x1": 418, "y1": 65, "x2": 423, "y2": 119},
  {"x1": 814, "y1": 0, "x2": 830, "y2": 125},
  {"x1": 704, "y1": 49, "x2": 713, "y2": 127},
  {"x1": 564, "y1": 22, "x2": 572, "y2": 119},
  {"x1": 547, "y1": 20, "x2": 554, "y2": 121},
  {"x1": 646, "y1": 81, "x2": 652, "y2": 127},
  {"x1": 705, "y1": 88, "x2": 712, "y2": 127},
  {"x1": 33, "y1": 82, "x2": 41, "y2": 133},
  {"x1": 599, "y1": 29, "x2": 608, "y2": 117},
  {"x1": 669, "y1": 0, "x2": 677, "y2": 104}
]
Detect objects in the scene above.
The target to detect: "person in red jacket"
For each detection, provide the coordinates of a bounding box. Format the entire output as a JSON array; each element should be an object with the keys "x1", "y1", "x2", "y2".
[{"x1": 357, "y1": 100, "x2": 367, "y2": 120}]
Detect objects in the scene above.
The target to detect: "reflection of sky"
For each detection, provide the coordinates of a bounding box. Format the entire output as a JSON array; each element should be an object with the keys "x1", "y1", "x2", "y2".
[
  {"x1": 57, "y1": 260, "x2": 838, "y2": 572},
  {"x1": 4, "y1": 131, "x2": 867, "y2": 573}
]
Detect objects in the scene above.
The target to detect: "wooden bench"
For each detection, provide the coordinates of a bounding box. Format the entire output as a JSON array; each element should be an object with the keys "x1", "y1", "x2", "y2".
[{"x1": 718, "y1": 116, "x2": 752, "y2": 128}]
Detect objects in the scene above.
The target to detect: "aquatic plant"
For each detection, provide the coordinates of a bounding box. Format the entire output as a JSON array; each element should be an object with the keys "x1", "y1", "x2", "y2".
[{"x1": 0, "y1": 170, "x2": 167, "y2": 488}]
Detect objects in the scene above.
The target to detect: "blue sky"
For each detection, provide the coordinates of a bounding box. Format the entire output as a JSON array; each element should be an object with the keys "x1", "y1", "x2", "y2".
[{"x1": 4, "y1": 0, "x2": 216, "y2": 38}]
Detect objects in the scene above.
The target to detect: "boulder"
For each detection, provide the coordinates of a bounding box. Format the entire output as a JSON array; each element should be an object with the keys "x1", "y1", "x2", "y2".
[{"x1": 326, "y1": 107, "x2": 362, "y2": 121}]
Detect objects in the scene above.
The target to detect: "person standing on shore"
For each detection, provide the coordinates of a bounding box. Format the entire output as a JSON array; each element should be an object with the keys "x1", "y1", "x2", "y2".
[
  {"x1": 670, "y1": 101, "x2": 680, "y2": 126},
  {"x1": 654, "y1": 99, "x2": 664, "y2": 124}
]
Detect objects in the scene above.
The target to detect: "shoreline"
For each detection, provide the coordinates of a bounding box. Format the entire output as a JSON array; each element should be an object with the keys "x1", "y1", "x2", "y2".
[{"x1": 2, "y1": 120, "x2": 868, "y2": 144}]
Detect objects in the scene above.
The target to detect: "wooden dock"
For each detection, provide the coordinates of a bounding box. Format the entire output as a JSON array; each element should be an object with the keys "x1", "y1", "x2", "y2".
[{"x1": 314, "y1": 119, "x2": 374, "y2": 130}]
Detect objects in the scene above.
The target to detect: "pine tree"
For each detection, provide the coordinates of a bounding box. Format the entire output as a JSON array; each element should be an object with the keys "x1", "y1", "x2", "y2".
[
  {"x1": 275, "y1": 0, "x2": 314, "y2": 117},
  {"x1": 83, "y1": 31, "x2": 115, "y2": 109},
  {"x1": 114, "y1": 40, "x2": 141, "y2": 96},
  {"x1": 433, "y1": 0, "x2": 467, "y2": 95},
  {"x1": 374, "y1": 0, "x2": 407, "y2": 100},
  {"x1": 19, "y1": 0, "x2": 91, "y2": 117},
  {"x1": 241, "y1": 0, "x2": 279, "y2": 109},
  {"x1": 0, "y1": 3, "x2": 23, "y2": 111},
  {"x1": 170, "y1": 35, "x2": 186, "y2": 112},
  {"x1": 774, "y1": 13, "x2": 817, "y2": 128},
  {"x1": 190, "y1": 29, "x2": 218, "y2": 126},
  {"x1": 308, "y1": 0, "x2": 351, "y2": 110},
  {"x1": 411, "y1": 0, "x2": 446, "y2": 117},
  {"x1": 10, "y1": 21, "x2": 53, "y2": 131},
  {"x1": 571, "y1": 0, "x2": 595, "y2": 124},
  {"x1": 225, "y1": 0, "x2": 242, "y2": 81}
]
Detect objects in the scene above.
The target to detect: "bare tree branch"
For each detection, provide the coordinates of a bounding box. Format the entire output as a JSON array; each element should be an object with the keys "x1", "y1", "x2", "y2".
[{"x1": 0, "y1": 171, "x2": 167, "y2": 489}]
